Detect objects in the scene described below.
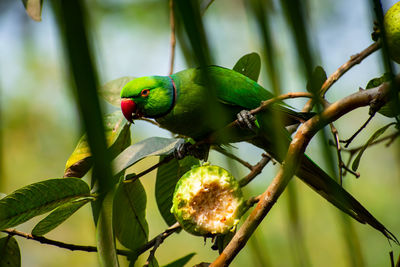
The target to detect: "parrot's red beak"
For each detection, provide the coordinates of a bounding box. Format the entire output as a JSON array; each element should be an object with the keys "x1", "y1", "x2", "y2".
[{"x1": 121, "y1": 98, "x2": 138, "y2": 122}]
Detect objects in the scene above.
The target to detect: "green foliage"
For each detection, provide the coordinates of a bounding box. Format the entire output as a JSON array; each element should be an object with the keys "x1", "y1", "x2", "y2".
[
  {"x1": 64, "y1": 111, "x2": 131, "y2": 178},
  {"x1": 232, "y1": 53, "x2": 261, "y2": 82},
  {"x1": 113, "y1": 137, "x2": 183, "y2": 174},
  {"x1": 113, "y1": 177, "x2": 148, "y2": 253},
  {"x1": 306, "y1": 66, "x2": 327, "y2": 94},
  {"x1": 100, "y1": 77, "x2": 135, "y2": 107},
  {"x1": 0, "y1": 236, "x2": 21, "y2": 267},
  {"x1": 162, "y1": 253, "x2": 196, "y2": 267},
  {"x1": 366, "y1": 73, "x2": 400, "y2": 117},
  {"x1": 155, "y1": 156, "x2": 199, "y2": 226},
  {"x1": 0, "y1": 178, "x2": 90, "y2": 230},
  {"x1": 31, "y1": 198, "x2": 92, "y2": 236},
  {"x1": 97, "y1": 189, "x2": 119, "y2": 267},
  {"x1": 352, "y1": 122, "x2": 396, "y2": 171}
]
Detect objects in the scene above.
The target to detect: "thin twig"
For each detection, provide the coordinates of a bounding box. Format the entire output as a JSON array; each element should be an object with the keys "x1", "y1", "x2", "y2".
[
  {"x1": 246, "y1": 195, "x2": 261, "y2": 207},
  {"x1": 212, "y1": 146, "x2": 253, "y2": 170},
  {"x1": 168, "y1": 0, "x2": 176, "y2": 75},
  {"x1": 138, "y1": 118, "x2": 160, "y2": 127},
  {"x1": 124, "y1": 155, "x2": 174, "y2": 183},
  {"x1": 201, "y1": 92, "x2": 313, "y2": 145},
  {"x1": 330, "y1": 123, "x2": 344, "y2": 184},
  {"x1": 302, "y1": 42, "x2": 381, "y2": 112},
  {"x1": 390, "y1": 251, "x2": 395, "y2": 267},
  {"x1": 329, "y1": 123, "x2": 360, "y2": 181},
  {"x1": 239, "y1": 154, "x2": 271, "y2": 187},
  {"x1": 340, "y1": 114, "x2": 375, "y2": 148},
  {"x1": 345, "y1": 132, "x2": 400, "y2": 154},
  {"x1": 320, "y1": 42, "x2": 381, "y2": 97},
  {"x1": 135, "y1": 222, "x2": 181, "y2": 256},
  {"x1": 252, "y1": 92, "x2": 313, "y2": 115},
  {"x1": 2, "y1": 228, "x2": 131, "y2": 256},
  {"x1": 144, "y1": 235, "x2": 163, "y2": 267}
]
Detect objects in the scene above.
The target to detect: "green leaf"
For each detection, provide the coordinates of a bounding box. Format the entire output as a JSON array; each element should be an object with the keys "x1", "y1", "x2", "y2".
[
  {"x1": 21, "y1": 0, "x2": 43, "y2": 22},
  {"x1": 113, "y1": 137, "x2": 184, "y2": 175},
  {"x1": 366, "y1": 73, "x2": 400, "y2": 117},
  {"x1": 64, "y1": 111, "x2": 131, "y2": 178},
  {"x1": 352, "y1": 123, "x2": 395, "y2": 171},
  {"x1": 155, "y1": 156, "x2": 199, "y2": 226},
  {"x1": 162, "y1": 253, "x2": 196, "y2": 267},
  {"x1": 306, "y1": 66, "x2": 327, "y2": 93},
  {"x1": 149, "y1": 257, "x2": 159, "y2": 267},
  {"x1": 214, "y1": 231, "x2": 235, "y2": 254},
  {"x1": 175, "y1": 0, "x2": 212, "y2": 67},
  {"x1": 31, "y1": 198, "x2": 92, "y2": 236},
  {"x1": 113, "y1": 178, "x2": 148, "y2": 252},
  {"x1": 232, "y1": 52, "x2": 261, "y2": 82},
  {"x1": 0, "y1": 236, "x2": 21, "y2": 267},
  {"x1": 0, "y1": 178, "x2": 90, "y2": 230},
  {"x1": 97, "y1": 189, "x2": 119, "y2": 267},
  {"x1": 100, "y1": 76, "x2": 135, "y2": 107}
]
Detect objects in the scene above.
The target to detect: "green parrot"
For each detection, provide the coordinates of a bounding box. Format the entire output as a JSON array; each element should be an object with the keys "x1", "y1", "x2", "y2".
[{"x1": 120, "y1": 65, "x2": 397, "y2": 242}]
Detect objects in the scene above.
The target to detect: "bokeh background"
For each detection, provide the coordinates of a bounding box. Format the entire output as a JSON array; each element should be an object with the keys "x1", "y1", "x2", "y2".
[{"x1": 1, "y1": 0, "x2": 399, "y2": 266}]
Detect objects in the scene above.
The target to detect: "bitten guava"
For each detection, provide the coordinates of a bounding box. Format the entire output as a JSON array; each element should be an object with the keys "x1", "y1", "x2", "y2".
[{"x1": 171, "y1": 164, "x2": 244, "y2": 236}]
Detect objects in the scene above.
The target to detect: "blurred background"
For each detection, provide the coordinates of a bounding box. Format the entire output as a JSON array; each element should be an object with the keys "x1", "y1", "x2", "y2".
[{"x1": 0, "y1": 0, "x2": 399, "y2": 266}]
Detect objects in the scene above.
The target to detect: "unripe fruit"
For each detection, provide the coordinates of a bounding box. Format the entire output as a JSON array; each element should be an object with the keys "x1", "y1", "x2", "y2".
[
  {"x1": 385, "y1": 1, "x2": 400, "y2": 63},
  {"x1": 171, "y1": 164, "x2": 244, "y2": 236}
]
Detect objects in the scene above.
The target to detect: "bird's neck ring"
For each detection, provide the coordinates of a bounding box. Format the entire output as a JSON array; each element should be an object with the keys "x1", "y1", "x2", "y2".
[{"x1": 152, "y1": 75, "x2": 177, "y2": 119}]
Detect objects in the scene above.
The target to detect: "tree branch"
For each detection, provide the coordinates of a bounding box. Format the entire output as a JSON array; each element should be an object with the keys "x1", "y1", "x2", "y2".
[
  {"x1": 302, "y1": 41, "x2": 381, "y2": 112},
  {"x1": 239, "y1": 154, "x2": 271, "y2": 187},
  {"x1": 123, "y1": 155, "x2": 174, "y2": 183},
  {"x1": 210, "y1": 75, "x2": 393, "y2": 267},
  {"x1": 135, "y1": 222, "x2": 181, "y2": 256},
  {"x1": 2, "y1": 228, "x2": 130, "y2": 256},
  {"x1": 212, "y1": 146, "x2": 254, "y2": 170},
  {"x1": 168, "y1": 0, "x2": 176, "y2": 75}
]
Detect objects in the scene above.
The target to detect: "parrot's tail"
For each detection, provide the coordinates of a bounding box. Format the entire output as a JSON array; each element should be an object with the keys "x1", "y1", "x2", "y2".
[
  {"x1": 249, "y1": 135, "x2": 398, "y2": 244},
  {"x1": 297, "y1": 155, "x2": 398, "y2": 244}
]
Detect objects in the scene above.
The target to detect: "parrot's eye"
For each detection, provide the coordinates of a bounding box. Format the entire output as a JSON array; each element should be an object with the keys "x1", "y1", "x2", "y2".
[{"x1": 141, "y1": 89, "x2": 150, "y2": 97}]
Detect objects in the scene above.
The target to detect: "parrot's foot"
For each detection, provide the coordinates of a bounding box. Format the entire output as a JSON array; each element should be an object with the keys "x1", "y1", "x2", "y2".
[
  {"x1": 174, "y1": 142, "x2": 210, "y2": 160},
  {"x1": 237, "y1": 110, "x2": 257, "y2": 131}
]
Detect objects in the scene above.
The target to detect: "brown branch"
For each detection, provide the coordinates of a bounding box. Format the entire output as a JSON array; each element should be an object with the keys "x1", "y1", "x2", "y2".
[
  {"x1": 302, "y1": 42, "x2": 381, "y2": 112},
  {"x1": 138, "y1": 118, "x2": 160, "y2": 127},
  {"x1": 2, "y1": 228, "x2": 130, "y2": 256},
  {"x1": 246, "y1": 195, "x2": 261, "y2": 207},
  {"x1": 239, "y1": 154, "x2": 271, "y2": 187},
  {"x1": 340, "y1": 113, "x2": 375, "y2": 148},
  {"x1": 330, "y1": 123, "x2": 344, "y2": 184},
  {"x1": 252, "y1": 92, "x2": 313, "y2": 115},
  {"x1": 144, "y1": 235, "x2": 163, "y2": 267},
  {"x1": 320, "y1": 42, "x2": 381, "y2": 97},
  {"x1": 135, "y1": 222, "x2": 181, "y2": 256},
  {"x1": 329, "y1": 123, "x2": 360, "y2": 182},
  {"x1": 210, "y1": 75, "x2": 393, "y2": 267},
  {"x1": 168, "y1": 0, "x2": 176, "y2": 75},
  {"x1": 212, "y1": 146, "x2": 253, "y2": 170},
  {"x1": 201, "y1": 92, "x2": 313, "y2": 145},
  {"x1": 123, "y1": 155, "x2": 174, "y2": 183},
  {"x1": 345, "y1": 132, "x2": 400, "y2": 154}
]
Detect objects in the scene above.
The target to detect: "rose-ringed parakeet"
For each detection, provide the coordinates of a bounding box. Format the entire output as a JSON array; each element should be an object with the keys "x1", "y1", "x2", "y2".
[{"x1": 120, "y1": 65, "x2": 397, "y2": 242}]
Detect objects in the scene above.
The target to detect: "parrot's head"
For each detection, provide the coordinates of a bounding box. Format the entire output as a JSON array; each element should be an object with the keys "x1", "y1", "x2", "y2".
[{"x1": 120, "y1": 76, "x2": 175, "y2": 122}]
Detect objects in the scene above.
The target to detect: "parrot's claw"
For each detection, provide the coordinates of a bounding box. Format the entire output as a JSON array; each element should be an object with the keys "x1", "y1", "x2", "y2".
[
  {"x1": 237, "y1": 110, "x2": 257, "y2": 131},
  {"x1": 174, "y1": 142, "x2": 209, "y2": 160}
]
